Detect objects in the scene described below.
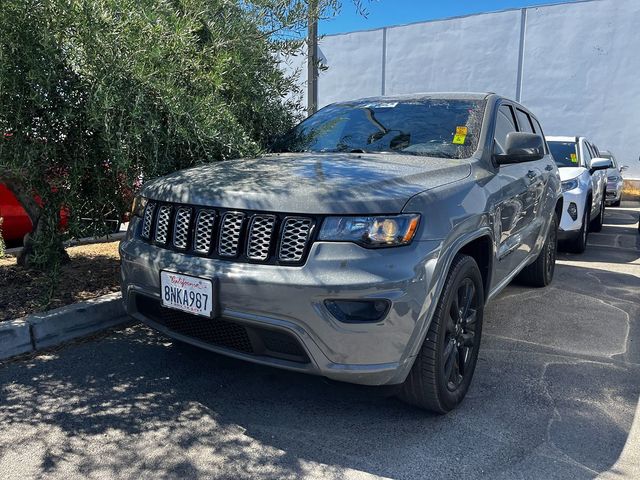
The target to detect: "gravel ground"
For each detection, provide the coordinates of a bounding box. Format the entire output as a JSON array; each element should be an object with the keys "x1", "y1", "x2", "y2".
[{"x1": 0, "y1": 206, "x2": 638, "y2": 479}]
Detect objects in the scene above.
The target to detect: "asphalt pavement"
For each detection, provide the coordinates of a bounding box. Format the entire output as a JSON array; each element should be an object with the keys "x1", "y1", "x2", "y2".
[{"x1": 1, "y1": 205, "x2": 638, "y2": 480}]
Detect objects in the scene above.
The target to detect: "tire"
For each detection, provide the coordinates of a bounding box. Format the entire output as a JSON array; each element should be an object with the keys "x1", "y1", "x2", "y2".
[
  {"x1": 611, "y1": 198, "x2": 621, "y2": 207},
  {"x1": 398, "y1": 254, "x2": 484, "y2": 413},
  {"x1": 517, "y1": 212, "x2": 558, "y2": 287},
  {"x1": 590, "y1": 196, "x2": 605, "y2": 232},
  {"x1": 564, "y1": 199, "x2": 589, "y2": 254}
]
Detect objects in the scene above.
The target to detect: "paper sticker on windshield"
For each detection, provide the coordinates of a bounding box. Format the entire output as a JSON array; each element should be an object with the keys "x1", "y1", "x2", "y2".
[
  {"x1": 570, "y1": 153, "x2": 578, "y2": 163},
  {"x1": 453, "y1": 126, "x2": 467, "y2": 144}
]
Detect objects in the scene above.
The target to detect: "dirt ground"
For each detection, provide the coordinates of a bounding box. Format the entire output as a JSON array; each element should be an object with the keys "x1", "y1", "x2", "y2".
[{"x1": 0, "y1": 241, "x2": 121, "y2": 321}]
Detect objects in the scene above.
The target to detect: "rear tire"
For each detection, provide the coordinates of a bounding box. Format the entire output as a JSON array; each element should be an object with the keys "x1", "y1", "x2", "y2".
[
  {"x1": 590, "y1": 196, "x2": 605, "y2": 232},
  {"x1": 518, "y1": 212, "x2": 558, "y2": 287},
  {"x1": 611, "y1": 199, "x2": 621, "y2": 207},
  {"x1": 564, "y1": 199, "x2": 589, "y2": 254},
  {"x1": 398, "y1": 254, "x2": 484, "y2": 413}
]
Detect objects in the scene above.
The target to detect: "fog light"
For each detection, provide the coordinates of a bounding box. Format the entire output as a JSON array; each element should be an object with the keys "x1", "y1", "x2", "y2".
[
  {"x1": 567, "y1": 202, "x2": 578, "y2": 221},
  {"x1": 324, "y1": 299, "x2": 391, "y2": 323}
]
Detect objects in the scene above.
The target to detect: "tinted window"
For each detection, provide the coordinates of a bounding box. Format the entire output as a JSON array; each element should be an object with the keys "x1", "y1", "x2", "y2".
[
  {"x1": 531, "y1": 117, "x2": 549, "y2": 153},
  {"x1": 548, "y1": 141, "x2": 580, "y2": 168},
  {"x1": 515, "y1": 109, "x2": 534, "y2": 133},
  {"x1": 274, "y1": 99, "x2": 486, "y2": 159},
  {"x1": 494, "y1": 105, "x2": 517, "y2": 154}
]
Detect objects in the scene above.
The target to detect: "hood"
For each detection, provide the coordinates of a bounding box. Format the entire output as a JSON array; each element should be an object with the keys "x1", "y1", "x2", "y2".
[
  {"x1": 141, "y1": 152, "x2": 471, "y2": 214},
  {"x1": 558, "y1": 166, "x2": 587, "y2": 181}
]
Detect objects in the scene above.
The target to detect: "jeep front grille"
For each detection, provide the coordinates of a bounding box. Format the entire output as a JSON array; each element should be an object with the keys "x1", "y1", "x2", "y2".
[
  {"x1": 218, "y1": 211, "x2": 245, "y2": 257},
  {"x1": 247, "y1": 214, "x2": 276, "y2": 261},
  {"x1": 155, "y1": 205, "x2": 172, "y2": 244},
  {"x1": 279, "y1": 217, "x2": 313, "y2": 262},
  {"x1": 139, "y1": 201, "x2": 316, "y2": 265}
]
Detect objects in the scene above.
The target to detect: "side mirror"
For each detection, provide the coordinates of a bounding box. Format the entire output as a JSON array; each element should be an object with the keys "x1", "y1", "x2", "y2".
[
  {"x1": 589, "y1": 157, "x2": 613, "y2": 173},
  {"x1": 620, "y1": 165, "x2": 628, "y2": 172},
  {"x1": 494, "y1": 132, "x2": 545, "y2": 165}
]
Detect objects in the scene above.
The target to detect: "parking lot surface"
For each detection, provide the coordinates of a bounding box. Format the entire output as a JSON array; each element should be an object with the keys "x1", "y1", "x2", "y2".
[{"x1": 0, "y1": 206, "x2": 638, "y2": 480}]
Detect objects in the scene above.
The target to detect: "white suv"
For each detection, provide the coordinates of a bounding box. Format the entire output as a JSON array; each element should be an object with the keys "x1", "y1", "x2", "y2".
[{"x1": 546, "y1": 136, "x2": 611, "y2": 253}]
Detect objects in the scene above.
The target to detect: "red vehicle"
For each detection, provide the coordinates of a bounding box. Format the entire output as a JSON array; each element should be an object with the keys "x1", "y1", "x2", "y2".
[
  {"x1": 1, "y1": 183, "x2": 36, "y2": 242},
  {"x1": 0, "y1": 184, "x2": 71, "y2": 243}
]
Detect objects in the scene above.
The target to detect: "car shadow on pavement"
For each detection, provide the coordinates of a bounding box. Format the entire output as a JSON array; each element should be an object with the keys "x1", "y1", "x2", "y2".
[{"x1": 0, "y1": 259, "x2": 638, "y2": 479}]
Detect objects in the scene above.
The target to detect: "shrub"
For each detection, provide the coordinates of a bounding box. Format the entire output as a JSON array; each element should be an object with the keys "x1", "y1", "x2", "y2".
[{"x1": 0, "y1": 0, "x2": 310, "y2": 270}]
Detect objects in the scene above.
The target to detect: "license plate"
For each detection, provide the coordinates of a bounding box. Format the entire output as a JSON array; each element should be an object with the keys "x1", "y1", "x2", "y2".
[{"x1": 160, "y1": 271, "x2": 213, "y2": 317}]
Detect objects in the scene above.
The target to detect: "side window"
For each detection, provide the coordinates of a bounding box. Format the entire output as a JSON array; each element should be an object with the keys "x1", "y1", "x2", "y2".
[
  {"x1": 494, "y1": 105, "x2": 517, "y2": 154},
  {"x1": 531, "y1": 116, "x2": 549, "y2": 154},
  {"x1": 515, "y1": 109, "x2": 534, "y2": 133},
  {"x1": 582, "y1": 141, "x2": 593, "y2": 167}
]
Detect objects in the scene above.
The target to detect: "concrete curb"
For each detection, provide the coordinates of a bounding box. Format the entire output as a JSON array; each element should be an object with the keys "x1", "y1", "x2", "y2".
[{"x1": 0, "y1": 292, "x2": 127, "y2": 361}]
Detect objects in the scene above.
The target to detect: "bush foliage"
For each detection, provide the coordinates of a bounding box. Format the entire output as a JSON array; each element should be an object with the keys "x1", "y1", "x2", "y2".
[{"x1": 0, "y1": 0, "x2": 317, "y2": 269}]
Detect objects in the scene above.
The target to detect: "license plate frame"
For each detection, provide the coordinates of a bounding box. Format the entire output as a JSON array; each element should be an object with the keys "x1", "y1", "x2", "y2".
[{"x1": 160, "y1": 270, "x2": 214, "y2": 318}]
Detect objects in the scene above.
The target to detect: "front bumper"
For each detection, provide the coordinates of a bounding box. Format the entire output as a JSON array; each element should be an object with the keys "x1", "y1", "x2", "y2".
[
  {"x1": 605, "y1": 180, "x2": 623, "y2": 204},
  {"x1": 119, "y1": 218, "x2": 442, "y2": 386},
  {"x1": 558, "y1": 188, "x2": 587, "y2": 239}
]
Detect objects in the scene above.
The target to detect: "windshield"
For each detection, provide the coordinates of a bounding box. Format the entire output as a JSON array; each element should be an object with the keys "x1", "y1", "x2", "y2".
[
  {"x1": 273, "y1": 99, "x2": 486, "y2": 159},
  {"x1": 548, "y1": 141, "x2": 580, "y2": 168}
]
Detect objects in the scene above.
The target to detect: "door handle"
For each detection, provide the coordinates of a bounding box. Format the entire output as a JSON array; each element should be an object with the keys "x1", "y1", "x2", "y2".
[
  {"x1": 545, "y1": 164, "x2": 554, "y2": 171},
  {"x1": 527, "y1": 170, "x2": 538, "y2": 179}
]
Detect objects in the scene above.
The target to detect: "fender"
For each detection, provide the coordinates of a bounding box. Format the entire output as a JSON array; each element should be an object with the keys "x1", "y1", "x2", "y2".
[{"x1": 392, "y1": 224, "x2": 495, "y2": 383}]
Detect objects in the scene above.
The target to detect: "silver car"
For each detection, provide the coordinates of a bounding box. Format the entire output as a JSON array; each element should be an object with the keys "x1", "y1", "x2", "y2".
[
  {"x1": 120, "y1": 93, "x2": 562, "y2": 413},
  {"x1": 599, "y1": 150, "x2": 627, "y2": 206}
]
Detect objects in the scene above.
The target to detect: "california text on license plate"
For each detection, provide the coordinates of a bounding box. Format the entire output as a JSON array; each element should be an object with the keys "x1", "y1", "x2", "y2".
[{"x1": 160, "y1": 271, "x2": 213, "y2": 317}]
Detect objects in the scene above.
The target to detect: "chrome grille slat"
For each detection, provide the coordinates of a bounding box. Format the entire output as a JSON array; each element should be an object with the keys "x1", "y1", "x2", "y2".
[
  {"x1": 173, "y1": 207, "x2": 192, "y2": 249},
  {"x1": 247, "y1": 215, "x2": 276, "y2": 261},
  {"x1": 193, "y1": 210, "x2": 216, "y2": 254},
  {"x1": 218, "y1": 212, "x2": 245, "y2": 257},
  {"x1": 279, "y1": 217, "x2": 312, "y2": 262},
  {"x1": 155, "y1": 205, "x2": 172, "y2": 244},
  {"x1": 141, "y1": 202, "x2": 156, "y2": 239}
]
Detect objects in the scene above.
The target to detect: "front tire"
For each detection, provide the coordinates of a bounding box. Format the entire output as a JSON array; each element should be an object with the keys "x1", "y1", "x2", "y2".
[
  {"x1": 590, "y1": 196, "x2": 605, "y2": 232},
  {"x1": 398, "y1": 254, "x2": 484, "y2": 413},
  {"x1": 564, "y1": 199, "x2": 589, "y2": 254},
  {"x1": 518, "y1": 212, "x2": 558, "y2": 287}
]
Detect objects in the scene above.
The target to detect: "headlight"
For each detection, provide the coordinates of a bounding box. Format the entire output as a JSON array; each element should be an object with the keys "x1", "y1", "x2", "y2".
[
  {"x1": 318, "y1": 214, "x2": 420, "y2": 247},
  {"x1": 130, "y1": 195, "x2": 148, "y2": 218},
  {"x1": 561, "y1": 178, "x2": 579, "y2": 192},
  {"x1": 607, "y1": 175, "x2": 619, "y2": 182}
]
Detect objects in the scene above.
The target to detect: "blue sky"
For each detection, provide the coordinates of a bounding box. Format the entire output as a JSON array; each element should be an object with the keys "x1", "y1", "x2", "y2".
[{"x1": 320, "y1": 0, "x2": 581, "y2": 35}]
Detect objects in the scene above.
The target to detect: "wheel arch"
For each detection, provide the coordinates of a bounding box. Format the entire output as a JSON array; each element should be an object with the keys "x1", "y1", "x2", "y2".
[{"x1": 457, "y1": 235, "x2": 493, "y2": 303}]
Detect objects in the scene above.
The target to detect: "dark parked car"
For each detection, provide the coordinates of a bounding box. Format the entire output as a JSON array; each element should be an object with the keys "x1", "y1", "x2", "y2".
[{"x1": 120, "y1": 93, "x2": 562, "y2": 413}]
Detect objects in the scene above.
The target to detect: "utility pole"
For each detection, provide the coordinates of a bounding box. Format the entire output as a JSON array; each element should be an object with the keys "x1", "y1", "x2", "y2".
[{"x1": 307, "y1": 0, "x2": 318, "y2": 116}]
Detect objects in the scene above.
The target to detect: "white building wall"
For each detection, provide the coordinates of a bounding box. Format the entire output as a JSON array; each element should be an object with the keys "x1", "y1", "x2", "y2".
[
  {"x1": 520, "y1": 0, "x2": 640, "y2": 179},
  {"x1": 317, "y1": 29, "x2": 385, "y2": 105},
  {"x1": 384, "y1": 9, "x2": 522, "y2": 98},
  {"x1": 289, "y1": 0, "x2": 640, "y2": 177}
]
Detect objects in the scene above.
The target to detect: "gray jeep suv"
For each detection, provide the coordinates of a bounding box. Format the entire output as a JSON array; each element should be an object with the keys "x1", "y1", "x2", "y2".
[{"x1": 120, "y1": 93, "x2": 562, "y2": 413}]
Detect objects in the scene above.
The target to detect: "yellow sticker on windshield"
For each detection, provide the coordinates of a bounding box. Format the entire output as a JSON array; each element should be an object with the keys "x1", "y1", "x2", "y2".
[
  {"x1": 570, "y1": 153, "x2": 577, "y2": 163},
  {"x1": 453, "y1": 134, "x2": 466, "y2": 144},
  {"x1": 456, "y1": 126, "x2": 468, "y2": 135}
]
